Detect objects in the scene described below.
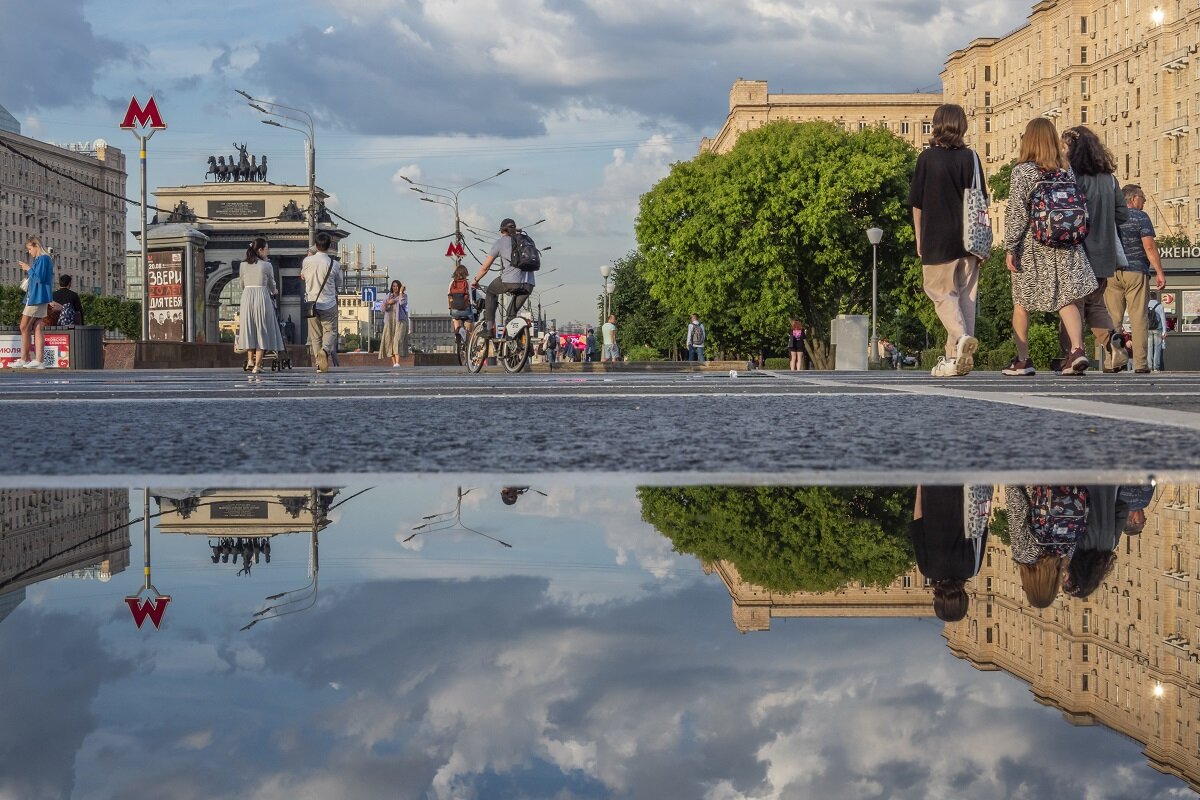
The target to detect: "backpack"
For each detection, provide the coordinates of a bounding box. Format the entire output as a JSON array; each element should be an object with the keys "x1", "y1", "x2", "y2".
[
  {"x1": 58, "y1": 301, "x2": 77, "y2": 326},
  {"x1": 690, "y1": 322, "x2": 706, "y2": 346},
  {"x1": 546, "y1": 333, "x2": 558, "y2": 351},
  {"x1": 448, "y1": 278, "x2": 469, "y2": 311},
  {"x1": 510, "y1": 231, "x2": 541, "y2": 271},
  {"x1": 1027, "y1": 169, "x2": 1089, "y2": 247},
  {"x1": 1148, "y1": 300, "x2": 1162, "y2": 331},
  {"x1": 1027, "y1": 485, "x2": 1088, "y2": 553}
]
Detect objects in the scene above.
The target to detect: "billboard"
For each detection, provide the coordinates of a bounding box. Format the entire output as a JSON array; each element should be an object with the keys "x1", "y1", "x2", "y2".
[
  {"x1": 0, "y1": 332, "x2": 71, "y2": 368},
  {"x1": 147, "y1": 249, "x2": 185, "y2": 341}
]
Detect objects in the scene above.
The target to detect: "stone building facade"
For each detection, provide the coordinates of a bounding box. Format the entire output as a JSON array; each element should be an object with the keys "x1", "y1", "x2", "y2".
[
  {"x1": 0, "y1": 114, "x2": 127, "y2": 296},
  {"x1": 704, "y1": 1, "x2": 1200, "y2": 241}
]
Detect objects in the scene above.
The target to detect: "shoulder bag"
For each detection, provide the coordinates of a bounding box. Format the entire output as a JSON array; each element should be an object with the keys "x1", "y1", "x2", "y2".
[
  {"x1": 962, "y1": 151, "x2": 993, "y2": 259},
  {"x1": 302, "y1": 257, "x2": 334, "y2": 319}
]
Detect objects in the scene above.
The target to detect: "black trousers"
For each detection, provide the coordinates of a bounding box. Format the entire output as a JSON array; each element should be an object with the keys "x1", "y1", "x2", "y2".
[{"x1": 484, "y1": 278, "x2": 531, "y2": 330}]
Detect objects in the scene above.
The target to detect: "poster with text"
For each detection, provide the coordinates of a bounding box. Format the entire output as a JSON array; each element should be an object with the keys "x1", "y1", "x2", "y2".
[
  {"x1": 1182, "y1": 291, "x2": 1200, "y2": 333},
  {"x1": 0, "y1": 332, "x2": 70, "y2": 368},
  {"x1": 147, "y1": 250, "x2": 185, "y2": 341}
]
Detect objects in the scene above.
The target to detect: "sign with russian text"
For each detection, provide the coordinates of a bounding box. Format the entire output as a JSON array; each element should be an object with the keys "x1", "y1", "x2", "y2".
[
  {"x1": 0, "y1": 332, "x2": 70, "y2": 368},
  {"x1": 207, "y1": 200, "x2": 266, "y2": 219},
  {"x1": 147, "y1": 250, "x2": 186, "y2": 341},
  {"x1": 211, "y1": 501, "x2": 270, "y2": 519}
]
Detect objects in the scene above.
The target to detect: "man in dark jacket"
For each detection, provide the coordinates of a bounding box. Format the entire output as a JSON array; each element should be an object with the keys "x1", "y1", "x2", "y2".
[{"x1": 51, "y1": 274, "x2": 84, "y2": 326}]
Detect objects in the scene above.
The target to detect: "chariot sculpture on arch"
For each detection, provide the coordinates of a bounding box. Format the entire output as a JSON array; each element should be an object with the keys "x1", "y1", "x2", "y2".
[{"x1": 205, "y1": 145, "x2": 268, "y2": 182}]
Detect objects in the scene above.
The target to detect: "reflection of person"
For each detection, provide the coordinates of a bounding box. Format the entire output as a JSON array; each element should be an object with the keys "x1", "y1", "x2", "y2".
[
  {"x1": 15, "y1": 234, "x2": 53, "y2": 368},
  {"x1": 909, "y1": 486, "x2": 989, "y2": 622},
  {"x1": 379, "y1": 280, "x2": 408, "y2": 367},
  {"x1": 1005, "y1": 485, "x2": 1088, "y2": 607},
  {"x1": 235, "y1": 238, "x2": 285, "y2": 373},
  {"x1": 1064, "y1": 485, "x2": 1128, "y2": 599},
  {"x1": 1118, "y1": 484, "x2": 1154, "y2": 535},
  {"x1": 500, "y1": 487, "x2": 530, "y2": 505}
]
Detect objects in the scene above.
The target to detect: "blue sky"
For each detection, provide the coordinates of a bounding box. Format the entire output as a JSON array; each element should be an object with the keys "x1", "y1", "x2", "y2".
[
  {"x1": 2, "y1": 0, "x2": 1034, "y2": 322},
  {"x1": 1, "y1": 482, "x2": 1194, "y2": 799}
]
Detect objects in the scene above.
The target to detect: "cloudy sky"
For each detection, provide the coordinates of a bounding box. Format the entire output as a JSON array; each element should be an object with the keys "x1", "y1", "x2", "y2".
[
  {"x1": 0, "y1": 482, "x2": 1193, "y2": 799},
  {"x1": 0, "y1": 0, "x2": 1038, "y2": 322}
]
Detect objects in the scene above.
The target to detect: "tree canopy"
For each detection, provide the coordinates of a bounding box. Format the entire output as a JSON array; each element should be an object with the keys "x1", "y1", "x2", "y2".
[
  {"x1": 607, "y1": 249, "x2": 688, "y2": 357},
  {"x1": 639, "y1": 485, "x2": 916, "y2": 593},
  {"x1": 634, "y1": 121, "x2": 922, "y2": 366}
]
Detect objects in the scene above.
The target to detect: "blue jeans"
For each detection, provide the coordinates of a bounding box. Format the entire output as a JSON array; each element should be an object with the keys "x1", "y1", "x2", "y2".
[
  {"x1": 688, "y1": 345, "x2": 705, "y2": 363},
  {"x1": 1149, "y1": 331, "x2": 1164, "y2": 370}
]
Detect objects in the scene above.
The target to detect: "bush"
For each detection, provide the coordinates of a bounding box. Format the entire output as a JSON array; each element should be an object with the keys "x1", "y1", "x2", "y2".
[
  {"x1": 763, "y1": 357, "x2": 790, "y2": 370},
  {"x1": 624, "y1": 344, "x2": 662, "y2": 361},
  {"x1": 1027, "y1": 321, "x2": 1060, "y2": 370},
  {"x1": 1, "y1": 286, "x2": 140, "y2": 339}
]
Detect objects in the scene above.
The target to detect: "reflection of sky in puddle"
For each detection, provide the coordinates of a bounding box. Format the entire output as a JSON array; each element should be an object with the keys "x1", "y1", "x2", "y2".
[{"x1": 0, "y1": 482, "x2": 1193, "y2": 800}]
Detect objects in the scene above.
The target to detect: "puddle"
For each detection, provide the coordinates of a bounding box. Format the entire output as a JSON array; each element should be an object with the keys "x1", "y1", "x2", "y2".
[{"x1": 2, "y1": 480, "x2": 1195, "y2": 798}]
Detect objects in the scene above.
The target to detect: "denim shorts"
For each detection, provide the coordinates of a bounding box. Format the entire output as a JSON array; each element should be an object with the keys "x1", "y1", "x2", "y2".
[{"x1": 449, "y1": 308, "x2": 475, "y2": 321}]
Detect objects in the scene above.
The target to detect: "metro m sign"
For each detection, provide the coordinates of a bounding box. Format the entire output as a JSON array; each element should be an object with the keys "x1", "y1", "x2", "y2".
[{"x1": 120, "y1": 96, "x2": 166, "y2": 130}]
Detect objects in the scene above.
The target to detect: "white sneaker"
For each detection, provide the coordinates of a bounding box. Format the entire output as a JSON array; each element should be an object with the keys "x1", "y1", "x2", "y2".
[
  {"x1": 954, "y1": 335, "x2": 978, "y2": 375},
  {"x1": 29, "y1": 361, "x2": 47, "y2": 369},
  {"x1": 931, "y1": 356, "x2": 959, "y2": 377}
]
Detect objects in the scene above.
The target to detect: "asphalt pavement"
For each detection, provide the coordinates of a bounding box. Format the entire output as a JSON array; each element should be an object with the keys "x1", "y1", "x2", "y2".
[{"x1": 1, "y1": 366, "x2": 1197, "y2": 484}]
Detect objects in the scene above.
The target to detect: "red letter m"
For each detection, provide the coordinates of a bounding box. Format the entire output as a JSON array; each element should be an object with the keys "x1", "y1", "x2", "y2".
[
  {"x1": 120, "y1": 96, "x2": 166, "y2": 130},
  {"x1": 126, "y1": 595, "x2": 171, "y2": 629}
]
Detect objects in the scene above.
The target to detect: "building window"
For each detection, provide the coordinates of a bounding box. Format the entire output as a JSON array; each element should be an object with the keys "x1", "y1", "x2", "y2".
[
  {"x1": 1080, "y1": 46, "x2": 1089, "y2": 64},
  {"x1": 900, "y1": 121, "x2": 911, "y2": 135},
  {"x1": 1081, "y1": 15, "x2": 1088, "y2": 33},
  {"x1": 1082, "y1": 674, "x2": 1090, "y2": 691},
  {"x1": 984, "y1": 91, "x2": 992, "y2": 106},
  {"x1": 1082, "y1": 643, "x2": 1090, "y2": 661},
  {"x1": 902, "y1": 575, "x2": 912, "y2": 588},
  {"x1": 922, "y1": 121, "x2": 932, "y2": 135},
  {"x1": 986, "y1": 628, "x2": 994, "y2": 643},
  {"x1": 984, "y1": 65, "x2": 992, "y2": 82},
  {"x1": 1081, "y1": 105, "x2": 1089, "y2": 123}
]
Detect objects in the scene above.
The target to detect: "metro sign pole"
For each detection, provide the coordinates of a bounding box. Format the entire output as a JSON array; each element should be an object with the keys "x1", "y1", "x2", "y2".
[{"x1": 119, "y1": 97, "x2": 167, "y2": 340}]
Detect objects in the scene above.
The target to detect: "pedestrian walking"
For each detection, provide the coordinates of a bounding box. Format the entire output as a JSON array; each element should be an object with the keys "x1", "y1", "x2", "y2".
[
  {"x1": 1005, "y1": 485, "x2": 1087, "y2": 608},
  {"x1": 1001, "y1": 118, "x2": 1097, "y2": 377},
  {"x1": 545, "y1": 325, "x2": 559, "y2": 368},
  {"x1": 1147, "y1": 292, "x2": 1167, "y2": 371},
  {"x1": 585, "y1": 328, "x2": 597, "y2": 362},
  {"x1": 1108, "y1": 184, "x2": 1167, "y2": 374},
  {"x1": 379, "y1": 280, "x2": 409, "y2": 367},
  {"x1": 907, "y1": 103, "x2": 985, "y2": 377},
  {"x1": 601, "y1": 314, "x2": 619, "y2": 362},
  {"x1": 15, "y1": 235, "x2": 53, "y2": 368},
  {"x1": 48, "y1": 274, "x2": 84, "y2": 327},
  {"x1": 301, "y1": 232, "x2": 341, "y2": 373},
  {"x1": 234, "y1": 237, "x2": 285, "y2": 373},
  {"x1": 908, "y1": 485, "x2": 990, "y2": 622},
  {"x1": 787, "y1": 319, "x2": 806, "y2": 370},
  {"x1": 1060, "y1": 126, "x2": 1128, "y2": 374},
  {"x1": 686, "y1": 314, "x2": 706, "y2": 363}
]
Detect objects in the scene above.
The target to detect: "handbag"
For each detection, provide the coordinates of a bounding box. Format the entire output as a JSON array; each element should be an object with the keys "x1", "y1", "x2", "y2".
[
  {"x1": 302, "y1": 258, "x2": 334, "y2": 318},
  {"x1": 20, "y1": 277, "x2": 28, "y2": 292},
  {"x1": 962, "y1": 151, "x2": 993, "y2": 259}
]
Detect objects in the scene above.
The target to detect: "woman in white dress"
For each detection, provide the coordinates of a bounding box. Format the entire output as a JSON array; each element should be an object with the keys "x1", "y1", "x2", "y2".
[{"x1": 235, "y1": 237, "x2": 285, "y2": 373}]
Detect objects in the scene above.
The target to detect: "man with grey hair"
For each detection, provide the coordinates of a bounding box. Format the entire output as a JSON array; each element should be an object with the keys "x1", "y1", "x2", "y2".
[{"x1": 1108, "y1": 184, "x2": 1167, "y2": 373}]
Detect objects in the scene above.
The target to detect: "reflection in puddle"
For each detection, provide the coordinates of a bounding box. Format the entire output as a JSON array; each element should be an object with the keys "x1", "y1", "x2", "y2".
[{"x1": 0, "y1": 481, "x2": 1195, "y2": 798}]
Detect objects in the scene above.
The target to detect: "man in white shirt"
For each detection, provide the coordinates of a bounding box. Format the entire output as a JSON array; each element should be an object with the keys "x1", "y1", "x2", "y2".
[{"x1": 300, "y1": 232, "x2": 341, "y2": 372}]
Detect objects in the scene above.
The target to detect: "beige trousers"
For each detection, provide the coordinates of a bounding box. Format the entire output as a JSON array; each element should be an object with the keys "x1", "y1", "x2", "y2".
[
  {"x1": 1104, "y1": 270, "x2": 1149, "y2": 370},
  {"x1": 922, "y1": 256, "x2": 980, "y2": 358}
]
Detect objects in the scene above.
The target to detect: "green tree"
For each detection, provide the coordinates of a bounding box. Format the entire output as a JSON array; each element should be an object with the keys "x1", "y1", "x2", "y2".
[
  {"x1": 635, "y1": 121, "x2": 921, "y2": 367},
  {"x1": 639, "y1": 485, "x2": 916, "y2": 593},
  {"x1": 608, "y1": 249, "x2": 688, "y2": 358},
  {"x1": 988, "y1": 160, "x2": 1016, "y2": 201}
]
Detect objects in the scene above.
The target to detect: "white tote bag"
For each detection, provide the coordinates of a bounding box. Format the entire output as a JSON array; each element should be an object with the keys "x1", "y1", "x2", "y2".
[{"x1": 962, "y1": 151, "x2": 993, "y2": 259}]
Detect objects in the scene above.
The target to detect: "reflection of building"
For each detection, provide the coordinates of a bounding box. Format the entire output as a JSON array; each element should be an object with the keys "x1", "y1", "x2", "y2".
[
  {"x1": 947, "y1": 484, "x2": 1200, "y2": 793},
  {"x1": 0, "y1": 490, "x2": 131, "y2": 614},
  {"x1": 153, "y1": 489, "x2": 337, "y2": 536},
  {"x1": 705, "y1": 560, "x2": 932, "y2": 632},
  {"x1": 700, "y1": 485, "x2": 1199, "y2": 792},
  {"x1": 0, "y1": 113, "x2": 128, "y2": 296}
]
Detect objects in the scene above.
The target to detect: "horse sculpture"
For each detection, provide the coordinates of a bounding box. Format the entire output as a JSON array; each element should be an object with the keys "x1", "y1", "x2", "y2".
[
  {"x1": 257, "y1": 154, "x2": 268, "y2": 182},
  {"x1": 205, "y1": 156, "x2": 220, "y2": 181},
  {"x1": 205, "y1": 148, "x2": 267, "y2": 182}
]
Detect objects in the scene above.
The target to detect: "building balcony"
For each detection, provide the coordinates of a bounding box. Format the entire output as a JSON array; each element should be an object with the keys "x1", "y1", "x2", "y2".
[
  {"x1": 1163, "y1": 116, "x2": 1190, "y2": 137},
  {"x1": 1163, "y1": 185, "x2": 1190, "y2": 205},
  {"x1": 1042, "y1": 105, "x2": 1062, "y2": 119},
  {"x1": 1161, "y1": 46, "x2": 1193, "y2": 71}
]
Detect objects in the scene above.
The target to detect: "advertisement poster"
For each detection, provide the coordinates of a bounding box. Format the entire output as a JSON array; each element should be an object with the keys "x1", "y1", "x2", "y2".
[
  {"x1": 147, "y1": 249, "x2": 185, "y2": 341},
  {"x1": 1161, "y1": 292, "x2": 1176, "y2": 315},
  {"x1": 1182, "y1": 290, "x2": 1200, "y2": 333},
  {"x1": 0, "y1": 332, "x2": 70, "y2": 368}
]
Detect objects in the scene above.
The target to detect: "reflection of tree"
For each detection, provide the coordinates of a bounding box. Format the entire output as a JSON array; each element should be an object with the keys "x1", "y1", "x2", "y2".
[{"x1": 639, "y1": 486, "x2": 915, "y2": 593}]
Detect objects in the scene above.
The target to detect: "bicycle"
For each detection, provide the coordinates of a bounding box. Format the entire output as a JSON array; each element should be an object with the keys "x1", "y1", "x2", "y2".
[{"x1": 465, "y1": 288, "x2": 533, "y2": 373}]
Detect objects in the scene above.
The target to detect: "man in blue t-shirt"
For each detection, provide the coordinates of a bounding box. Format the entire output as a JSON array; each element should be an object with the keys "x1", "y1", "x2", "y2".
[{"x1": 1109, "y1": 184, "x2": 1167, "y2": 373}]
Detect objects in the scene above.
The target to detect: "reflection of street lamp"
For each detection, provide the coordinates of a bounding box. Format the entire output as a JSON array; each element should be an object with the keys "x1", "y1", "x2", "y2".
[
  {"x1": 400, "y1": 170, "x2": 509, "y2": 269},
  {"x1": 866, "y1": 227, "x2": 884, "y2": 365},
  {"x1": 237, "y1": 90, "x2": 317, "y2": 248},
  {"x1": 600, "y1": 264, "x2": 613, "y2": 319}
]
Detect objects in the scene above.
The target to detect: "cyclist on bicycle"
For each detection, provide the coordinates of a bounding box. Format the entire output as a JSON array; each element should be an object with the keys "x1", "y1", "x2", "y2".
[
  {"x1": 472, "y1": 218, "x2": 535, "y2": 336},
  {"x1": 447, "y1": 264, "x2": 475, "y2": 339}
]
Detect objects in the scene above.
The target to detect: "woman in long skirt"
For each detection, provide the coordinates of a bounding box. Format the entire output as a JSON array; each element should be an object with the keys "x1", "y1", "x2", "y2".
[
  {"x1": 235, "y1": 237, "x2": 285, "y2": 373},
  {"x1": 379, "y1": 280, "x2": 408, "y2": 367}
]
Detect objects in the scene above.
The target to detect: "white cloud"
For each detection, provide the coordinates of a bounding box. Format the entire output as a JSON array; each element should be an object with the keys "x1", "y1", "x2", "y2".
[
  {"x1": 323, "y1": 25, "x2": 336, "y2": 34},
  {"x1": 390, "y1": 163, "x2": 423, "y2": 193}
]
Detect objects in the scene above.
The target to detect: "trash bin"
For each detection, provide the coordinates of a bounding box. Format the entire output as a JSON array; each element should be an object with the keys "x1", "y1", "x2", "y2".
[
  {"x1": 69, "y1": 325, "x2": 106, "y2": 370},
  {"x1": 831, "y1": 314, "x2": 869, "y2": 371}
]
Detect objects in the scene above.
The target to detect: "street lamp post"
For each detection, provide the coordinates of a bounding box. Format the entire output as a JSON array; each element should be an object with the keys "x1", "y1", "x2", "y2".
[
  {"x1": 237, "y1": 91, "x2": 317, "y2": 248},
  {"x1": 866, "y1": 227, "x2": 884, "y2": 365},
  {"x1": 401, "y1": 170, "x2": 509, "y2": 269},
  {"x1": 599, "y1": 264, "x2": 613, "y2": 320}
]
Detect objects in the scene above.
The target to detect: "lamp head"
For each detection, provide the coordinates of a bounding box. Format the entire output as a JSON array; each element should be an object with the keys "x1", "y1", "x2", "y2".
[
  {"x1": 866, "y1": 227, "x2": 884, "y2": 246},
  {"x1": 600, "y1": 264, "x2": 612, "y2": 278}
]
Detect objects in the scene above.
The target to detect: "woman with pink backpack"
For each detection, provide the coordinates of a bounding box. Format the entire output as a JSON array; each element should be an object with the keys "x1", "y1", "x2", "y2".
[{"x1": 1001, "y1": 117, "x2": 1097, "y2": 376}]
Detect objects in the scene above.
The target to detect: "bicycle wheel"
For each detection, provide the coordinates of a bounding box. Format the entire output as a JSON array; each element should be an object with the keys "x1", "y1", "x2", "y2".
[
  {"x1": 455, "y1": 331, "x2": 467, "y2": 366},
  {"x1": 501, "y1": 325, "x2": 532, "y2": 373},
  {"x1": 465, "y1": 326, "x2": 489, "y2": 373}
]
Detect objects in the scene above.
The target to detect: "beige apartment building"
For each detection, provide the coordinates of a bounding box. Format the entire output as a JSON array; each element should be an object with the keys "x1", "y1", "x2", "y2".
[
  {"x1": 0, "y1": 107, "x2": 128, "y2": 295},
  {"x1": 700, "y1": 484, "x2": 1200, "y2": 792},
  {"x1": 705, "y1": 0, "x2": 1200, "y2": 240}
]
